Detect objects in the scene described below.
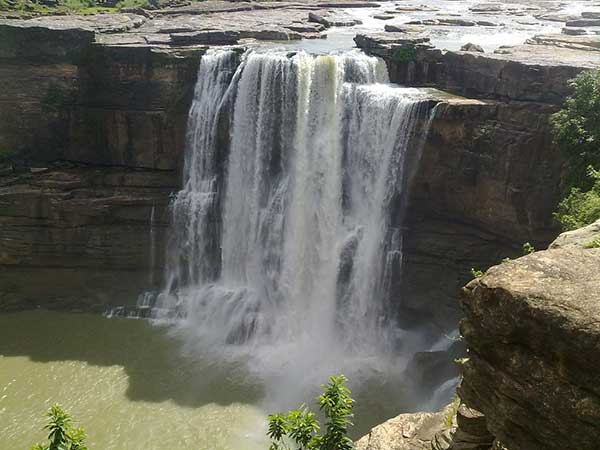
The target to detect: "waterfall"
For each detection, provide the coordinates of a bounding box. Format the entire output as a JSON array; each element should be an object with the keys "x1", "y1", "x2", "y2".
[{"x1": 158, "y1": 48, "x2": 436, "y2": 404}]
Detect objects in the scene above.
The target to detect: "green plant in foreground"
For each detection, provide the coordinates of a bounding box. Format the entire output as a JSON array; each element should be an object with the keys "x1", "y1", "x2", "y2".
[
  {"x1": 443, "y1": 397, "x2": 460, "y2": 429},
  {"x1": 470, "y1": 268, "x2": 484, "y2": 278},
  {"x1": 522, "y1": 242, "x2": 535, "y2": 255},
  {"x1": 31, "y1": 404, "x2": 88, "y2": 450},
  {"x1": 584, "y1": 237, "x2": 600, "y2": 249},
  {"x1": 268, "y1": 375, "x2": 354, "y2": 450}
]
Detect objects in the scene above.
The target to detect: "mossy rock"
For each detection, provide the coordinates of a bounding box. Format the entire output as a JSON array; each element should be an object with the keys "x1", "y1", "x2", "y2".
[{"x1": 392, "y1": 46, "x2": 418, "y2": 62}]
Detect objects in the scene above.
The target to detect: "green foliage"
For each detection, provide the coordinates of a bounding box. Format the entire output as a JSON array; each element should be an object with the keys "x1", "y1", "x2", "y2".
[
  {"x1": 584, "y1": 237, "x2": 600, "y2": 248},
  {"x1": 554, "y1": 166, "x2": 600, "y2": 231},
  {"x1": 522, "y1": 242, "x2": 535, "y2": 255},
  {"x1": 267, "y1": 375, "x2": 355, "y2": 450},
  {"x1": 392, "y1": 46, "x2": 417, "y2": 63},
  {"x1": 0, "y1": 147, "x2": 18, "y2": 163},
  {"x1": 470, "y1": 268, "x2": 484, "y2": 278},
  {"x1": 30, "y1": 404, "x2": 89, "y2": 450},
  {"x1": 551, "y1": 70, "x2": 600, "y2": 191},
  {"x1": 443, "y1": 397, "x2": 460, "y2": 429}
]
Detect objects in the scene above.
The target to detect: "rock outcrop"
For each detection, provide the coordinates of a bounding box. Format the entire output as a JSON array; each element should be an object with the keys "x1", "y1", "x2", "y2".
[
  {"x1": 355, "y1": 33, "x2": 600, "y2": 103},
  {"x1": 458, "y1": 222, "x2": 600, "y2": 450},
  {"x1": 399, "y1": 100, "x2": 562, "y2": 329},
  {"x1": 0, "y1": 23, "x2": 199, "y2": 311},
  {"x1": 355, "y1": 404, "x2": 455, "y2": 450},
  {"x1": 0, "y1": 165, "x2": 176, "y2": 312}
]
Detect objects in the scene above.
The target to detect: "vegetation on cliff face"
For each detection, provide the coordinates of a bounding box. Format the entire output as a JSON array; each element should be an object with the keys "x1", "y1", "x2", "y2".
[
  {"x1": 268, "y1": 375, "x2": 355, "y2": 450},
  {"x1": 551, "y1": 69, "x2": 600, "y2": 230},
  {"x1": 31, "y1": 405, "x2": 88, "y2": 450}
]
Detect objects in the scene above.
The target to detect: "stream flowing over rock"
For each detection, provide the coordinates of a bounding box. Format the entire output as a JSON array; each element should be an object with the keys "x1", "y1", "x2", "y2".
[{"x1": 156, "y1": 48, "x2": 440, "y2": 399}]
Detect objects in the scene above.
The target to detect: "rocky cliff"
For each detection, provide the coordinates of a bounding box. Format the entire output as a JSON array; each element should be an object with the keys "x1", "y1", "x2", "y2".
[
  {"x1": 357, "y1": 220, "x2": 600, "y2": 450},
  {"x1": 458, "y1": 220, "x2": 600, "y2": 450},
  {"x1": 0, "y1": 20, "x2": 200, "y2": 311},
  {"x1": 399, "y1": 99, "x2": 562, "y2": 330}
]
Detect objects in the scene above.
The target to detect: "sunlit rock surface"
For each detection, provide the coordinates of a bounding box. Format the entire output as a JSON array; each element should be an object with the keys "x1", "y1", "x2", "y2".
[{"x1": 459, "y1": 225, "x2": 600, "y2": 450}]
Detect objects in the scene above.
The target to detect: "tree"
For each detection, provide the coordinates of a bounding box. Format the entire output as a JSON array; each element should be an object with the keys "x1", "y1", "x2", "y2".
[
  {"x1": 267, "y1": 375, "x2": 355, "y2": 450},
  {"x1": 551, "y1": 69, "x2": 600, "y2": 192},
  {"x1": 31, "y1": 405, "x2": 89, "y2": 450},
  {"x1": 551, "y1": 70, "x2": 600, "y2": 230}
]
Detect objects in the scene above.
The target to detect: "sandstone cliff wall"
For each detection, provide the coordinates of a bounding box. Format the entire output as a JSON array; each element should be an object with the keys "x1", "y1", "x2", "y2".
[
  {"x1": 458, "y1": 221, "x2": 600, "y2": 450},
  {"x1": 0, "y1": 24, "x2": 202, "y2": 311},
  {"x1": 398, "y1": 101, "x2": 562, "y2": 330}
]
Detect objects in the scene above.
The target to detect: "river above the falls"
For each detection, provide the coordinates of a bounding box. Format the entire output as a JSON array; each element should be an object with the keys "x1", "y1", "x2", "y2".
[{"x1": 0, "y1": 310, "x2": 423, "y2": 450}]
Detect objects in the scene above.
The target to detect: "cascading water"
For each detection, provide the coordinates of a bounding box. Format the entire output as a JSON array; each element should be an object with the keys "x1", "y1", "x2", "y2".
[{"x1": 158, "y1": 48, "x2": 438, "y2": 408}]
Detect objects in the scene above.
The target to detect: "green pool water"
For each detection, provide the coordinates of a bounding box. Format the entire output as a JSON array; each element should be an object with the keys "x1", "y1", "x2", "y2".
[
  {"x1": 0, "y1": 311, "x2": 268, "y2": 450},
  {"x1": 0, "y1": 310, "x2": 414, "y2": 450}
]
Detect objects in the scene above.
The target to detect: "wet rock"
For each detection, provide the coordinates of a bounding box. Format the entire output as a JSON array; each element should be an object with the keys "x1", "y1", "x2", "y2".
[
  {"x1": 354, "y1": 32, "x2": 431, "y2": 50},
  {"x1": 285, "y1": 22, "x2": 325, "y2": 33},
  {"x1": 403, "y1": 344, "x2": 463, "y2": 398},
  {"x1": 396, "y1": 5, "x2": 439, "y2": 12},
  {"x1": 238, "y1": 28, "x2": 302, "y2": 41},
  {"x1": 383, "y1": 24, "x2": 425, "y2": 33},
  {"x1": 535, "y1": 13, "x2": 579, "y2": 23},
  {"x1": 562, "y1": 27, "x2": 588, "y2": 36},
  {"x1": 438, "y1": 18, "x2": 477, "y2": 27},
  {"x1": 469, "y1": 3, "x2": 503, "y2": 13},
  {"x1": 169, "y1": 29, "x2": 240, "y2": 45},
  {"x1": 566, "y1": 18, "x2": 600, "y2": 28},
  {"x1": 373, "y1": 14, "x2": 394, "y2": 20},
  {"x1": 526, "y1": 33, "x2": 600, "y2": 51},
  {"x1": 460, "y1": 43, "x2": 484, "y2": 52},
  {"x1": 308, "y1": 10, "x2": 362, "y2": 27}
]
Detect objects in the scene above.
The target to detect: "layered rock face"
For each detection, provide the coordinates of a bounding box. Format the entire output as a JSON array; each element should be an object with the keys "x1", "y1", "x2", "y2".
[
  {"x1": 0, "y1": 23, "x2": 199, "y2": 311},
  {"x1": 0, "y1": 21, "x2": 201, "y2": 168},
  {"x1": 458, "y1": 221, "x2": 600, "y2": 450},
  {"x1": 355, "y1": 33, "x2": 600, "y2": 103},
  {"x1": 398, "y1": 100, "x2": 562, "y2": 329},
  {"x1": 0, "y1": 166, "x2": 175, "y2": 312}
]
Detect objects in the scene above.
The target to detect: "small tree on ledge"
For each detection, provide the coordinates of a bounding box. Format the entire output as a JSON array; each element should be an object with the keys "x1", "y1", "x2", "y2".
[{"x1": 267, "y1": 375, "x2": 355, "y2": 450}]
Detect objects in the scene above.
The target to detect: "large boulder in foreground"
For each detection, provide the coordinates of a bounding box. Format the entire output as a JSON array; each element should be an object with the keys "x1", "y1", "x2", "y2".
[
  {"x1": 356, "y1": 404, "x2": 455, "y2": 450},
  {"x1": 459, "y1": 223, "x2": 600, "y2": 450}
]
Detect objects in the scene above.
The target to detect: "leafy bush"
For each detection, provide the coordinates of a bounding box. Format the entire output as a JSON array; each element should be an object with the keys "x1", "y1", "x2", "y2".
[
  {"x1": 551, "y1": 70, "x2": 600, "y2": 192},
  {"x1": 554, "y1": 166, "x2": 600, "y2": 231},
  {"x1": 584, "y1": 237, "x2": 600, "y2": 249},
  {"x1": 522, "y1": 242, "x2": 535, "y2": 255},
  {"x1": 470, "y1": 268, "x2": 484, "y2": 278},
  {"x1": 550, "y1": 70, "x2": 600, "y2": 230},
  {"x1": 31, "y1": 405, "x2": 88, "y2": 450},
  {"x1": 267, "y1": 375, "x2": 354, "y2": 450}
]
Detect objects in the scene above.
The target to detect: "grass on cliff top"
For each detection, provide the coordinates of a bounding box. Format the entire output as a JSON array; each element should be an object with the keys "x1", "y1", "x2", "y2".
[{"x1": 0, "y1": 0, "x2": 161, "y2": 15}]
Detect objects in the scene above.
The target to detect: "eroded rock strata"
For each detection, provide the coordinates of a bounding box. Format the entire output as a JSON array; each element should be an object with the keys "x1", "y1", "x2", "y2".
[
  {"x1": 458, "y1": 222, "x2": 600, "y2": 450},
  {"x1": 358, "y1": 221, "x2": 600, "y2": 450}
]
